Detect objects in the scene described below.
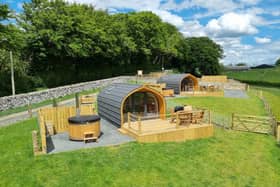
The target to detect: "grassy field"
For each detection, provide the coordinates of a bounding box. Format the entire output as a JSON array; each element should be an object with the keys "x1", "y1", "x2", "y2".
[
  {"x1": 225, "y1": 66, "x2": 280, "y2": 87},
  {"x1": 0, "y1": 118, "x2": 279, "y2": 186},
  {"x1": 167, "y1": 92, "x2": 267, "y2": 117},
  {"x1": 252, "y1": 87, "x2": 280, "y2": 121}
]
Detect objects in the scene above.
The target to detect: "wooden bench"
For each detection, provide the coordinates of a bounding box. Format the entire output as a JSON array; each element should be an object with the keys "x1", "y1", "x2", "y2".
[
  {"x1": 170, "y1": 109, "x2": 205, "y2": 126},
  {"x1": 45, "y1": 120, "x2": 54, "y2": 136},
  {"x1": 83, "y1": 131, "x2": 98, "y2": 143}
]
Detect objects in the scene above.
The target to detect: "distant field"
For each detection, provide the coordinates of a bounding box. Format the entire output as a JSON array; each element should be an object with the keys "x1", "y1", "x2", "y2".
[{"x1": 225, "y1": 66, "x2": 280, "y2": 87}]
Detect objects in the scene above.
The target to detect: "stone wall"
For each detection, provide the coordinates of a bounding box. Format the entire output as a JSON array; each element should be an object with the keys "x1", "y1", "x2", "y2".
[{"x1": 0, "y1": 76, "x2": 132, "y2": 111}]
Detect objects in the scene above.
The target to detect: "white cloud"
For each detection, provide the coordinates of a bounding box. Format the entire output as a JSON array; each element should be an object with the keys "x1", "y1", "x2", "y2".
[
  {"x1": 190, "y1": 0, "x2": 237, "y2": 12},
  {"x1": 206, "y1": 12, "x2": 260, "y2": 37},
  {"x1": 67, "y1": 0, "x2": 184, "y2": 27},
  {"x1": 255, "y1": 37, "x2": 271, "y2": 44},
  {"x1": 151, "y1": 9, "x2": 184, "y2": 27},
  {"x1": 216, "y1": 37, "x2": 280, "y2": 65},
  {"x1": 180, "y1": 20, "x2": 207, "y2": 37},
  {"x1": 239, "y1": 0, "x2": 261, "y2": 5}
]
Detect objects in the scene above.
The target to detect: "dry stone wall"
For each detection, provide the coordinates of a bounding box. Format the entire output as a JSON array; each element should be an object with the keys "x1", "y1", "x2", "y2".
[{"x1": 0, "y1": 76, "x2": 132, "y2": 111}]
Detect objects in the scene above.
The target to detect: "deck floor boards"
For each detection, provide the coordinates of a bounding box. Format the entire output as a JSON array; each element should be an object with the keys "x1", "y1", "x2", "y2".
[{"x1": 121, "y1": 119, "x2": 213, "y2": 142}]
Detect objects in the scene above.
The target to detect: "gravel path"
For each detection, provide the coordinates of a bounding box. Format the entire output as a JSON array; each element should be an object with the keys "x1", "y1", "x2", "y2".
[
  {"x1": 224, "y1": 89, "x2": 248, "y2": 98},
  {"x1": 47, "y1": 119, "x2": 135, "y2": 154}
]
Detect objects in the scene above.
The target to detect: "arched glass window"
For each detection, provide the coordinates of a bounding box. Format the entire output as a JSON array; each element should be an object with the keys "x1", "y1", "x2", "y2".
[{"x1": 123, "y1": 91, "x2": 159, "y2": 119}]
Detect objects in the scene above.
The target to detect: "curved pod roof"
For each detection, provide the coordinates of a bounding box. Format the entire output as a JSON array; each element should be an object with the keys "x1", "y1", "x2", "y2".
[
  {"x1": 97, "y1": 83, "x2": 166, "y2": 127},
  {"x1": 157, "y1": 74, "x2": 198, "y2": 94}
]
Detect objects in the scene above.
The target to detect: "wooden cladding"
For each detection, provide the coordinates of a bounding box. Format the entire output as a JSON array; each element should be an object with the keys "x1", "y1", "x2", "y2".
[
  {"x1": 37, "y1": 105, "x2": 94, "y2": 154},
  {"x1": 201, "y1": 75, "x2": 228, "y2": 83}
]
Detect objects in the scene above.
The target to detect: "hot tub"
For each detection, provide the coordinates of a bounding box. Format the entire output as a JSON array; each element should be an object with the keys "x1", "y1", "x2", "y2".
[{"x1": 68, "y1": 115, "x2": 101, "y2": 141}]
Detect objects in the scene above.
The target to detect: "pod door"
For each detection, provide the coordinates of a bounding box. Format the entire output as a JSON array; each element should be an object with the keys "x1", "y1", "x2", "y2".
[
  {"x1": 123, "y1": 92, "x2": 159, "y2": 122},
  {"x1": 181, "y1": 77, "x2": 195, "y2": 91}
]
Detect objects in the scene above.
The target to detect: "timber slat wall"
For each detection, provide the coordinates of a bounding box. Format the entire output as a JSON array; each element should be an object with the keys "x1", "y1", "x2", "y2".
[
  {"x1": 232, "y1": 113, "x2": 274, "y2": 134},
  {"x1": 38, "y1": 105, "x2": 93, "y2": 154},
  {"x1": 180, "y1": 91, "x2": 224, "y2": 97},
  {"x1": 201, "y1": 75, "x2": 228, "y2": 83}
]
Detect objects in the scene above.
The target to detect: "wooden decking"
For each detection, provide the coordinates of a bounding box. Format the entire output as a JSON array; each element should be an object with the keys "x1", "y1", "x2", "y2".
[{"x1": 120, "y1": 119, "x2": 213, "y2": 143}]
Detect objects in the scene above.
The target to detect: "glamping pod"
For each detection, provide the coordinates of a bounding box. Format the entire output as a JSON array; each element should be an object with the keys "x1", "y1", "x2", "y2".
[
  {"x1": 97, "y1": 84, "x2": 166, "y2": 127},
  {"x1": 157, "y1": 74, "x2": 199, "y2": 94}
]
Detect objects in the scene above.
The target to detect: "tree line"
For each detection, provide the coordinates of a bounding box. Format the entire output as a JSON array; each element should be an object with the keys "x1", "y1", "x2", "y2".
[{"x1": 0, "y1": 0, "x2": 223, "y2": 97}]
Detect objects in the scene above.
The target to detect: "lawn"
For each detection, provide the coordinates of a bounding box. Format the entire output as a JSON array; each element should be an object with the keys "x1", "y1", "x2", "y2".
[
  {"x1": 225, "y1": 66, "x2": 280, "y2": 87},
  {"x1": 167, "y1": 92, "x2": 267, "y2": 128},
  {"x1": 0, "y1": 118, "x2": 280, "y2": 186},
  {"x1": 0, "y1": 83, "x2": 278, "y2": 186},
  {"x1": 252, "y1": 86, "x2": 280, "y2": 121}
]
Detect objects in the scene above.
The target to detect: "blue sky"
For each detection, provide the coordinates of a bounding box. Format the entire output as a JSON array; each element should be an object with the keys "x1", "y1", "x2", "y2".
[{"x1": 4, "y1": 0, "x2": 280, "y2": 65}]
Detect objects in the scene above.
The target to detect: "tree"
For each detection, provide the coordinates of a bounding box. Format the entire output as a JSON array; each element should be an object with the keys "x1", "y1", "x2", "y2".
[
  {"x1": 182, "y1": 37, "x2": 223, "y2": 75},
  {"x1": 236, "y1": 63, "x2": 247, "y2": 66},
  {"x1": 275, "y1": 58, "x2": 280, "y2": 66}
]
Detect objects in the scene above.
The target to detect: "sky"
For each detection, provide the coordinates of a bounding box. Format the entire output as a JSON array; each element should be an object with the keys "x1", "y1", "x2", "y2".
[{"x1": 3, "y1": 0, "x2": 280, "y2": 66}]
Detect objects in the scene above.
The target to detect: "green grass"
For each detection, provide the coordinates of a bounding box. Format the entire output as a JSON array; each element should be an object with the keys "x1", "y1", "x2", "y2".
[
  {"x1": 252, "y1": 86, "x2": 280, "y2": 121},
  {"x1": 0, "y1": 88, "x2": 100, "y2": 118},
  {"x1": 0, "y1": 118, "x2": 280, "y2": 186},
  {"x1": 225, "y1": 66, "x2": 280, "y2": 87},
  {"x1": 167, "y1": 92, "x2": 267, "y2": 117}
]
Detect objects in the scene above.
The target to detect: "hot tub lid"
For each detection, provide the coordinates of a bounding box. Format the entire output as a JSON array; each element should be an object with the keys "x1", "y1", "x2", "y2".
[{"x1": 68, "y1": 115, "x2": 100, "y2": 124}]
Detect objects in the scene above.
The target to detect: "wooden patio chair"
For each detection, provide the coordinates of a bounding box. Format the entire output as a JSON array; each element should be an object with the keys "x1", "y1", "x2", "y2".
[
  {"x1": 192, "y1": 110, "x2": 204, "y2": 124},
  {"x1": 178, "y1": 111, "x2": 192, "y2": 126}
]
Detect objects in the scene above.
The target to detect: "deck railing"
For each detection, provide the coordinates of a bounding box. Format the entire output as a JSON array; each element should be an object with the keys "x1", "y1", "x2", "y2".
[{"x1": 126, "y1": 108, "x2": 211, "y2": 134}]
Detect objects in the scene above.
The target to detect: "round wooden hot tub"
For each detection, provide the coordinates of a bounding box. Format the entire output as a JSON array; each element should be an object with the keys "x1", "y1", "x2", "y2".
[{"x1": 68, "y1": 115, "x2": 101, "y2": 141}]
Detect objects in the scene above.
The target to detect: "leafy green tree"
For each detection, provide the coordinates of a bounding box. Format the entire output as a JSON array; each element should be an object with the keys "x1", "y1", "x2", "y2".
[
  {"x1": 183, "y1": 37, "x2": 223, "y2": 75},
  {"x1": 236, "y1": 63, "x2": 247, "y2": 66},
  {"x1": 275, "y1": 58, "x2": 280, "y2": 66}
]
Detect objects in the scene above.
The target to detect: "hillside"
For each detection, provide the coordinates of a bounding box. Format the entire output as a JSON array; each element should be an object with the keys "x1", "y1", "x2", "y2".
[{"x1": 225, "y1": 66, "x2": 280, "y2": 87}]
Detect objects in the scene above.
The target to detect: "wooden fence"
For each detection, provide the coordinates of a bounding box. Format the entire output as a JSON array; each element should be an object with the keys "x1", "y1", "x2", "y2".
[
  {"x1": 38, "y1": 105, "x2": 93, "y2": 154},
  {"x1": 201, "y1": 75, "x2": 228, "y2": 83},
  {"x1": 232, "y1": 113, "x2": 275, "y2": 134},
  {"x1": 181, "y1": 91, "x2": 224, "y2": 97},
  {"x1": 277, "y1": 122, "x2": 280, "y2": 143}
]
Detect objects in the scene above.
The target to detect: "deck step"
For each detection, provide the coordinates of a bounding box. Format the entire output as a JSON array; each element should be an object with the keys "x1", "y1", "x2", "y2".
[{"x1": 118, "y1": 128, "x2": 128, "y2": 134}]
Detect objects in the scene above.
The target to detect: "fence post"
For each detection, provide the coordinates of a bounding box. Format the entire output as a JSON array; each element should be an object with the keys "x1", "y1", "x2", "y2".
[
  {"x1": 231, "y1": 113, "x2": 234, "y2": 129},
  {"x1": 176, "y1": 112, "x2": 179, "y2": 128},
  {"x1": 138, "y1": 115, "x2": 142, "y2": 134},
  {"x1": 277, "y1": 123, "x2": 280, "y2": 143},
  {"x1": 32, "y1": 130, "x2": 39, "y2": 155},
  {"x1": 28, "y1": 102, "x2": 32, "y2": 118},
  {"x1": 208, "y1": 110, "x2": 211, "y2": 124},
  {"x1": 128, "y1": 112, "x2": 131, "y2": 129}
]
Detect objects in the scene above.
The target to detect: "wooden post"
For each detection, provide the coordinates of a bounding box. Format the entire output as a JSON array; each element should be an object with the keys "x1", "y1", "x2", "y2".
[
  {"x1": 208, "y1": 110, "x2": 211, "y2": 124},
  {"x1": 231, "y1": 113, "x2": 234, "y2": 129},
  {"x1": 10, "y1": 51, "x2": 15, "y2": 96},
  {"x1": 176, "y1": 112, "x2": 179, "y2": 128},
  {"x1": 128, "y1": 112, "x2": 131, "y2": 129},
  {"x1": 138, "y1": 115, "x2": 141, "y2": 133},
  {"x1": 32, "y1": 130, "x2": 39, "y2": 155},
  {"x1": 277, "y1": 124, "x2": 280, "y2": 143},
  {"x1": 259, "y1": 90, "x2": 263, "y2": 98},
  {"x1": 28, "y1": 102, "x2": 32, "y2": 118}
]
